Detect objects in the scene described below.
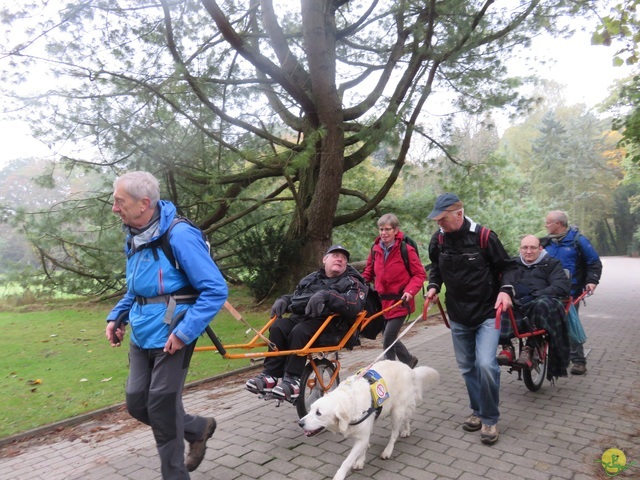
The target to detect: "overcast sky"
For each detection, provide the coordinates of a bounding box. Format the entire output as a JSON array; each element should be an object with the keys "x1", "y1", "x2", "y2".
[{"x1": 0, "y1": 7, "x2": 635, "y2": 168}]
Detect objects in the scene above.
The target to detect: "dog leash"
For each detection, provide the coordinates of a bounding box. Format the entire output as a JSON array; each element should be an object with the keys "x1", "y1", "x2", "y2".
[
  {"x1": 356, "y1": 310, "x2": 424, "y2": 378},
  {"x1": 347, "y1": 316, "x2": 423, "y2": 425}
]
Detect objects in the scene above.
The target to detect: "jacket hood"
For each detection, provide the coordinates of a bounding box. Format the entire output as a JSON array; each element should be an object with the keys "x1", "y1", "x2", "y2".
[{"x1": 157, "y1": 200, "x2": 177, "y2": 237}]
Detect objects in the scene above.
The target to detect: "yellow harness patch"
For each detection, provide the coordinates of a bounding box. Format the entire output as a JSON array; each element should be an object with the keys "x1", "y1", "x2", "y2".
[{"x1": 355, "y1": 368, "x2": 389, "y2": 408}]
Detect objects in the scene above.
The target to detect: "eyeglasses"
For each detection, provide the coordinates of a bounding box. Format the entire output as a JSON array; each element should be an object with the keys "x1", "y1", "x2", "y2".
[
  {"x1": 379, "y1": 227, "x2": 395, "y2": 232},
  {"x1": 519, "y1": 246, "x2": 539, "y2": 251}
]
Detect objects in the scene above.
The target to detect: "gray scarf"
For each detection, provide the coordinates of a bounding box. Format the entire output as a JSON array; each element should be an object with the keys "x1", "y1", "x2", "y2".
[
  {"x1": 126, "y1": 208, "x2": 161, "y2": 250},
  {"x1": 520, "y1": 248, "x2": 548, "y2": 266},
  {"x1": 546, "y1": 229, "x2": 569, "y2": 243}
]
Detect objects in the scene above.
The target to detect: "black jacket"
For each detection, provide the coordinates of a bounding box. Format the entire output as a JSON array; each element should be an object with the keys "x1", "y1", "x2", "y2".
[
  {"x1": 281, "y1": 265, "x2": 367, "y2": 320},
  {"x1": 513, "y1": 254, "x2": 571, "y2": 305},
  {"x1": 427, "y1": 217, "x2": 517, "y2": 327}
]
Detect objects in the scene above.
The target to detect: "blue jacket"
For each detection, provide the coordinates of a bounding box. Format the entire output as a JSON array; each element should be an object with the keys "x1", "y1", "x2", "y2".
[
  {"x1": 542, "y1": 227, "x2": 602, "y2": 297},
  {"x1": 107, "y1": 201, "x2": 228, "y2": 348}
]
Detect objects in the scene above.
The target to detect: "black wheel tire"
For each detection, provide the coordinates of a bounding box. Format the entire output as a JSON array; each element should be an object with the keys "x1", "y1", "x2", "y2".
[
  {"x1": 522, "y1": 340, "x2": 548, "y2": 392},
  {"x1": 295, "y1": 358, "x2": 339, "y2": 418}
]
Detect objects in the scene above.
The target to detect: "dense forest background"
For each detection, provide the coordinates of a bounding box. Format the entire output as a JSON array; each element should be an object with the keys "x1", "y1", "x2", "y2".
[
  {"x1": 1, "y1": 1, "x2": 639, "y2": 302},
  {"x1": 2, "y1": 92, "x2": 638, "y2": 300}
]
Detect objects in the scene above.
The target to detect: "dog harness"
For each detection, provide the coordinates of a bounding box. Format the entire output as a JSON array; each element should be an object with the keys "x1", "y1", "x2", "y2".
[{"x1": 348, "y1": 369, "x2": 390, "y2": 426}]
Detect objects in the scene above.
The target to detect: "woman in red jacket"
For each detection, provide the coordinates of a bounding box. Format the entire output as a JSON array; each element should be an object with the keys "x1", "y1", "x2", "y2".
[{"x1": 363, "y1": 213, "x2": 426, "y2": 367}]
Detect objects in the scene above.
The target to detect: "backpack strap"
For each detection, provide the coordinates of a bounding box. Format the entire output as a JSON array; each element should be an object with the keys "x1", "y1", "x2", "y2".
[
  {"x1": 399, "y1": 238, "x2": 411, "y2": 277},
  {"x1": 370, "y1": 238, "x2": 412, "y2": 275},
  {"x1": 159, "y1": 217, "x2": 185, "y2": 269},
  {"x1": 572, "y1": 231, "x2": 583, "y2": 256},
  {"x1": 478, "y1": 226, "x2": 491, "y2": 249},
  {"x1": 159, "y1": 216, "x2": 211, "y2": 270},
  {"x1": 437, "y1": 225, "x2": 490, "y2": 249}
]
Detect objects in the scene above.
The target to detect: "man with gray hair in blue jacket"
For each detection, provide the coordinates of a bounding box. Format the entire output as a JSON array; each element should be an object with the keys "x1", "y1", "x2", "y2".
[
  {"x1": 106, "y1": 171, "x2": 228, "y2": 479},
  {"x1": 542, "y1": 210, "x2": 602, "y2": 376}
]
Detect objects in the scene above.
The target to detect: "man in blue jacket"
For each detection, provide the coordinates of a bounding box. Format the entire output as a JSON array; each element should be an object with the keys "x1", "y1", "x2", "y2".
[
  {"x1": 542, "y1": 210, "x2": 602, "y2": 375},
  {"x1": 106, "y1": 171, "x2": 228, "y2": 479}
]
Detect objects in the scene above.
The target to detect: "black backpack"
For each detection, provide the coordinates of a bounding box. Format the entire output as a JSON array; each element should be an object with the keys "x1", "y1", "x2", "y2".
[{"x1": 359, "y1": 288, "x2": 384, "y2": 340}]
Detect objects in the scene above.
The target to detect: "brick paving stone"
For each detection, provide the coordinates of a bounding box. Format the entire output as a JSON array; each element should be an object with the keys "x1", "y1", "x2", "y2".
[{"x1": 1, "y1": 257, "x2": 639, "y2": 479}]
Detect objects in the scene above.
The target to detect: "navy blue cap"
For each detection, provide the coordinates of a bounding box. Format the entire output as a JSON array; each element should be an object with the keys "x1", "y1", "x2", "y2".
[{"x1": 428, "y1": 193, "x2": 463, "y2": 220}]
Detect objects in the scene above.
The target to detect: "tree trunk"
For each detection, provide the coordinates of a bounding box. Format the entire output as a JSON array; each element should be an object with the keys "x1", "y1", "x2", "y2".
[{"x1": 280, "y1": 0, "x2": 345, "y2": 290}]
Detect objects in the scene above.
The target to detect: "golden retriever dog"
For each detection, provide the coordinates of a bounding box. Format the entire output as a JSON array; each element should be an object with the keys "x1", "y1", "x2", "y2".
[{"x1": 298, "y1": 360, "x2": 439, "y2": 480}]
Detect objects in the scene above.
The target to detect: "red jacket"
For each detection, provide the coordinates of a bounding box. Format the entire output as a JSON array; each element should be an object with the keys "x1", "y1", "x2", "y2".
[{"x1": 363, "y1": 231, "x2": 426, "y2": 319}]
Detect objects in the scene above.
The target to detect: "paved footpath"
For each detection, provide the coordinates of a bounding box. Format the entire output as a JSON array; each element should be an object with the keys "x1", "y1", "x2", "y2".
[{"x1": 1, "y1": 256, "x2": 639, "y2": 480}]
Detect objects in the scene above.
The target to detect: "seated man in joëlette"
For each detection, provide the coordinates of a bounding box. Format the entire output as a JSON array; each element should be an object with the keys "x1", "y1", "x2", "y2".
[
  {"x1": 245, "y1": 244, "x2": 368, "y2": 401},
  {"x1": 499, "y1": 235, "x2": 571, "y2": 380}
]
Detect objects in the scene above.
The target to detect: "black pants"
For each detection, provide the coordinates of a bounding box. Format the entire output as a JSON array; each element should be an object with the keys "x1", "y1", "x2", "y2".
[
  {"x1": 262, "y1": 314, "x2": 332, "y2": 379},
  {"x1": 383, "y1": 315, "x2": 413, "y2": 364}
]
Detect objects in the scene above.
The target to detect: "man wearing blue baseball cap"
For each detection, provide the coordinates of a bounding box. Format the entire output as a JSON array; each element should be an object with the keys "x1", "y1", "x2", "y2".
[
  {"x1": 245, "y1": 244, "x2": 367, "y2": 401},
  {"x1": 425, "y1": 193, "x2": 517, "y2": 445}
]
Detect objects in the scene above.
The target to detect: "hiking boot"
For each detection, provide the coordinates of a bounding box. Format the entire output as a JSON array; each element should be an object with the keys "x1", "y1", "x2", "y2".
[
  {"x1": 462, "y1": 414, "x2": 482, "y2": 432},
  {"x1": 408, "y1": 356, "x2": 418, "y2": 369},
  {"x1": 570, "y1": 363, "x2": 587, "y2": 375},
  {"x1": 186, "y1": 417, "x2": 216, "y2": 472},
  {"x1": 245, "y1": 373, "x2": 277, "y2": 394},
  {"x1": 496, "y1": 347, "x2": 513, "y2": 366},
  {"x1": 272, "y1": 377, "x2": 300, "y2": 401},
  {"x1": 515, "y1": 346, "x2": 533, "y2": 368},
  {"x1": 480, "y1": 423, "x2": 499, "y2": 445}
]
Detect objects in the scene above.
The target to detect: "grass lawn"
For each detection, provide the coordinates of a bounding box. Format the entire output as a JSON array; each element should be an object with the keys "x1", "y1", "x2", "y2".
[
  {"x1": 0, "y1": 285, "x2": 443, "y2": 440},
  {"x1": 0, "y1": 287, "x2": 268, "y2": 439}
]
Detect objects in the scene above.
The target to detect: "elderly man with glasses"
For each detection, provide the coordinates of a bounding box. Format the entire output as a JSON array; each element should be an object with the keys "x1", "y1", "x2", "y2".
[{"x1": 499, "y1": 235, "x2": 571, "y2": 381}]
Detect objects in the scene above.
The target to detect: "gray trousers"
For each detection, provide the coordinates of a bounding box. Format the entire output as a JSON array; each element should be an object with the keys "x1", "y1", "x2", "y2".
[
  {"x1": 383, "y1": 316, "x2": 413, "y2": 364},
  {"x1": 126, "y1": 342, "x2": 208, "y2": 479}
]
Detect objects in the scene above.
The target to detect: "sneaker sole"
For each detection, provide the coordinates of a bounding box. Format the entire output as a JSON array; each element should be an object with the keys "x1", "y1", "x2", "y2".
[
  {"x1": 271, "y1": 391, "x2": 299, "y2": 401},
  {"x1": 481, "y1": 435, "x2": 499, "y2": 444},
  {"x1": 462, "y1": 423, "x2": 482, "y2": 432},
  {"x1": 246, "y1": 386, "x2": 274, "y2": 394}
]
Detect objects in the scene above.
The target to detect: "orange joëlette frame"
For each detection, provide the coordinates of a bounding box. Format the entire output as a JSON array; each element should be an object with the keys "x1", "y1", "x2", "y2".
[{"x1": 194, "y1": 300, "x2": 403, "y2": 360}]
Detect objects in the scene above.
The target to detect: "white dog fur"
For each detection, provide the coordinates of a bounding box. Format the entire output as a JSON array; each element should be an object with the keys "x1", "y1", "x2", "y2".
[{"x1": 298, "y1": 359, "x2": 439, "y2": 480}]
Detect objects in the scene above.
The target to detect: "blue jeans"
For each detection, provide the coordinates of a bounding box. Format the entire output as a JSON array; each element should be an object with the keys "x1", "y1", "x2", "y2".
[{"x1": 449, "y1": 318, "x2": 501, "y2": 426}]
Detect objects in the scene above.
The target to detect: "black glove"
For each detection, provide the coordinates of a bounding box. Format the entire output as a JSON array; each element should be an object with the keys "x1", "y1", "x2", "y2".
[
  {"x1": 305, "y1": 291, "x2": 329, "y2": 318},
  {"x1": 271, "y1": 298, "x2": 289, "y2": 317}
]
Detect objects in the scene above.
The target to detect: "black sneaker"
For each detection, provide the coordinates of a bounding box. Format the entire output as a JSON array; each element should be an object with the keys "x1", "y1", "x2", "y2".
[
  {"x1": 246, "y1": 373, "x2": 277, "y2": 394},
  {"x1": 272, "y1": 378, "x2": 300, "y2": 401},
  {"x1": 408, "y1": 356, "x2": 418, "y2": 369}
]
